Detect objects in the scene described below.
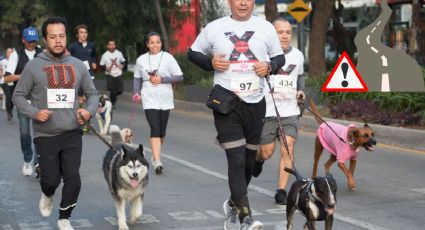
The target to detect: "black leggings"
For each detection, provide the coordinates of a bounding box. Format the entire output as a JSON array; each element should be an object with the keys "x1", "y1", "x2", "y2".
[
  {"x1": 106, "y1": 75, "x2": 123, "y2": 105},
  {"x1": 226, "y1": 146, "x2": 257, "y2": 220},
  {"x1": 1, "y1": 84, "x2": 15, "y2": 114},
  {"x1": 144, "y1": 109, "x2": 170, "y2": 138},
  {"x1": 34, "y1": 129, "x2": 83, "y2": 218}
]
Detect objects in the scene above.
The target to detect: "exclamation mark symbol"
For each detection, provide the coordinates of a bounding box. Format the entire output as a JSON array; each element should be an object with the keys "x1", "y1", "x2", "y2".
[{"x1": 341, "y1": 62, "x2": 349, "y2": 87}]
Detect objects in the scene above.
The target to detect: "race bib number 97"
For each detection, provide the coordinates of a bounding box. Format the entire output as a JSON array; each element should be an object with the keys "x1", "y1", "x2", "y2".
[{"x1": 47, "y1": 89, "x2": 75, "y2": 108}]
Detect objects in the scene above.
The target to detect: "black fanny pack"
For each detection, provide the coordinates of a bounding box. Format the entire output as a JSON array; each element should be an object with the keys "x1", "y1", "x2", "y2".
[{"x1": 206, "y1": 84, "x2": 239, "y2": 114}]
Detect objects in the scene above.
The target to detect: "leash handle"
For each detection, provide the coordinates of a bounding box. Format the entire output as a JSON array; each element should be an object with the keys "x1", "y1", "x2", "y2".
[{"x1": 78, "y1": 113, "x2": 114, "y2": 149}]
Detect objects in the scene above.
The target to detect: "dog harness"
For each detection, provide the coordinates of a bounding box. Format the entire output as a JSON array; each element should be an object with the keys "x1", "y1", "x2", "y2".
[
  {"x1": 99, "y1": 107, "x2": 108, "y2": 120},
  {"x1": 296, "y1": 181, "x2": 329, "y2": 221}
]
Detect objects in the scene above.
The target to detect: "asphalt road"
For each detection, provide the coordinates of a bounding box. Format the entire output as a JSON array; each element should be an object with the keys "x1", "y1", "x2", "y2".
[{"x1": 1, "y1": 99, "x2": 424, "y2": 230}]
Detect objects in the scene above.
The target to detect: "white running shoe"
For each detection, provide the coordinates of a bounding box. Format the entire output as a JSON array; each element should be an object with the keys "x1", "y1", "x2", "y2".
[
  {"x1": 22, "y1": 162, "x2": 33, "y2": 176},
  {"x1": 223, "y1": 200, "x2": 240, "y2": 230},
  {"x1": 240, "y1": 215, "x2": 263, "y2": 230},
  {"x1": 151, "y1": 156, "x2": 163, "y2": 174},
  {"x1": 57, "y1": 219, "x2": 75, "y2": 230},
  {"x1": 39, "y1": 193, "x2": 53, "y2": 217}
]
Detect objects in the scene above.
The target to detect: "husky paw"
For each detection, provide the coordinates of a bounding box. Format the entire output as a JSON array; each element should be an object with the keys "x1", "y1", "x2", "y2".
[{"x1": 118, "y1": 223, "x2": 129, "y2": 230}]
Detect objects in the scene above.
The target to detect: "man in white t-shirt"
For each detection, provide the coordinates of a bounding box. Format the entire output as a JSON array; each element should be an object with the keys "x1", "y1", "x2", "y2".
[
  {"x1": 4, "y1": 27, "x2": 42, "y2": 178},
  {"x1": 253, "y1": 18, "x2": 305, "y2": 205},
  {"x1": 100, "y1": 40, "x2": 126, "y2": 107},
  {"x1": 188, "y1": 1, "x2": 285, "y2": 229},
  {"x1": 1, "y1": 48, "x2": 14, "y2": 113}
]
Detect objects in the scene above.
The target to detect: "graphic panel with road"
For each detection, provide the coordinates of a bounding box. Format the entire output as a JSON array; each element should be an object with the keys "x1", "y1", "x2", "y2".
[{"x1": 355, "y1": 0, "x2": 425, "y2": 92}]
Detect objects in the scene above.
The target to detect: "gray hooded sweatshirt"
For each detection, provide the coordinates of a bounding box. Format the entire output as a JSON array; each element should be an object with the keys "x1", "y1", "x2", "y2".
[{"x1": 12, "y1": 51, "x2": 98, "y2": 137}]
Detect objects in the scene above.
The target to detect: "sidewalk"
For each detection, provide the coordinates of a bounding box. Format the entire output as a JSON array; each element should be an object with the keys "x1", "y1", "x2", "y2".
[{"x1": 95, "y1": 79, "x2": 425, "y2": 152}]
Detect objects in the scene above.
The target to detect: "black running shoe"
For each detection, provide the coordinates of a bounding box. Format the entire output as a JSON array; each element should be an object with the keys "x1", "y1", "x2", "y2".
[
  {"x1": 252, "y1": 160, "x2": 264, "y2": 177},
  {"x1": 274, "y1": 189, "x2": 287, "y2": 205},
  {"x1": 35, "y1": 164, "x2": 41, "y2": 179}
]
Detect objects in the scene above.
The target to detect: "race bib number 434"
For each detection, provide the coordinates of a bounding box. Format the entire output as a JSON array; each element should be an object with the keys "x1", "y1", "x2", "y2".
[{"x1": 47, "y1": 89, "x2": 75, "y2": 108}]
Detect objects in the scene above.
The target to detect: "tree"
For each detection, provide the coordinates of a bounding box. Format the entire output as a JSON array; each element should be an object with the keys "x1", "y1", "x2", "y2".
[
  {"x1": 0, "y1": 0, "x2": 46, "y2": 50},
  {"x1": 200, "y1": 0, "x2": 226, "y2": 26},
  {"x1": 308, "y1": 0, "x2": 334, "y2": 77},
  {"x1": 155, "y1": 0, "x2": 169, "y2": 50},
  {"x1": 265, "y1": 0, "x2": 278, "y2": 23}
]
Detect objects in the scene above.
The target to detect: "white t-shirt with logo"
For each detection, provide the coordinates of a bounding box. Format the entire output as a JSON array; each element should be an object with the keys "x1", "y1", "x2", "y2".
[
  {"x1": 190, "y1": 16, "x2": 283, "y2": 103},
  {"x1": 100, "y1": 49, "x2": 126, "y2": 77},
  {"x1": 134, "y1": 51, "x2": 183, "y2": 110},
  {"x1": 265, "y1": 46, "x2": 304, "y2": 117}
]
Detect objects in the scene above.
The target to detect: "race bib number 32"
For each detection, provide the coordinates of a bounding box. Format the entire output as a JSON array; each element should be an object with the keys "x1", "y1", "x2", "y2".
[{"x1": 47, "y1": 89, "x2": 75, "y2": 108}]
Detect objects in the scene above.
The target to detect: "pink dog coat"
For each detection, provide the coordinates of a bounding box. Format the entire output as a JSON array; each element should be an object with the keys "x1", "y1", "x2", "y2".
[{"x1": 317, "y1": 122, "x2": 360, "y2": 163}]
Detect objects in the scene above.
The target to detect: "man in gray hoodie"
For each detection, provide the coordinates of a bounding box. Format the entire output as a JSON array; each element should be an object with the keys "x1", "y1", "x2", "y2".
[{"x1": 12, "y1": 16, "x2": 98, "y2": 230}]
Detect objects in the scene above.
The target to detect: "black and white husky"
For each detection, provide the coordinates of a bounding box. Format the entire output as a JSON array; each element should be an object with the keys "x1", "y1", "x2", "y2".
[
  {"x1": 96, "y1": 95, "x2": 113, "y2": 135},
  {"x1": 103, "y1": 125, "x2": 149, "y2": 230}
]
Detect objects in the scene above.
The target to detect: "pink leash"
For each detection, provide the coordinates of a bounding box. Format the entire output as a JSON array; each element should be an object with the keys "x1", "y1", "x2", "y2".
[{"x1": 127, "y1": 102, "x2": 138, "y2": 128}]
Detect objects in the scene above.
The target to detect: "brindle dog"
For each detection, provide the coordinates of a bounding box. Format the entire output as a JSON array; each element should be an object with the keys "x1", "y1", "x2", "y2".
[{"x1": 310, "y1": 99, "x2": 376, "y2": 191}]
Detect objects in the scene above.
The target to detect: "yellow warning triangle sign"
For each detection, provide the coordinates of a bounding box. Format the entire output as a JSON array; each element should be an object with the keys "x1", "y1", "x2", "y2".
[
  {"x1": 322, "y1": 52, "x2": 368, "y2": 92},
  {"x1": 288, "y1": 0, "x2": 311, "y2": 23}
]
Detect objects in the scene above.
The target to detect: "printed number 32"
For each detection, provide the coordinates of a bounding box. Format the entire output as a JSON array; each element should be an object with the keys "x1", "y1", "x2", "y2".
[
  {"x1": 56, "y1": 94, "x2": 67, "y2": 102},
  {"x1": 240, "y1": 83, "x2": 252, "y2": 91}
]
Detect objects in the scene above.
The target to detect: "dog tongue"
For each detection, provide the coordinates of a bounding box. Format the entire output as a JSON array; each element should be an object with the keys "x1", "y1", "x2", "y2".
[
  {"x1": 130, "y1": 179, "x2": 139, "y2": 188},
  {"x1": 326, "y1": 208, "x2": 335, "y2": 215}
]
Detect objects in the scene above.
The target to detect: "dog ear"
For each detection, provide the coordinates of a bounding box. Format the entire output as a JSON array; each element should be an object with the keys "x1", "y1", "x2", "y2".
[
  {"x1": 352, "y1": 129, "x2": 360, "y2": 138},
  {"x1": 137, "y1": 144, "x2": 144, "y2": 157},
  {"x1": 121, "y1": 144, "x2": 129, "y2": 159}
]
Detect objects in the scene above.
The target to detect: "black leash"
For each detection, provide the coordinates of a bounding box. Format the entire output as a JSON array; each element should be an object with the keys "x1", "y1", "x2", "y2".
[
  {"x1": 298, "y1": 102, "x2": 350, "y2": 144},
  {"x1": 79, "y1": 113, "x2": 114, "y2": 149},
  {"x1": 265, "y1": 76, "x2": 303, "y2": 179}
]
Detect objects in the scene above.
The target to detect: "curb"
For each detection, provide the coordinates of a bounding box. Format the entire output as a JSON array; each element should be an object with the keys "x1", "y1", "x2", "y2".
[
  {"x1": 173, "y1": 99, "x2": 425, "y2": 152},
  {"x1": 96, "y1": 81, "x2": 425, "y2": 152}
]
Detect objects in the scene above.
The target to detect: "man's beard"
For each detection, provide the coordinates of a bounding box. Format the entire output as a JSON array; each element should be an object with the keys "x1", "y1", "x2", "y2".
[{"x1": 49, "y1": 48, "x2": 65, "y2": 58}]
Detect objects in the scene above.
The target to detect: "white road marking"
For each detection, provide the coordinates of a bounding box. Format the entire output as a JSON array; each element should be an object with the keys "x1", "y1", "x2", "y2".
[
  {"x1": 366, "y1": 35, "x2": 370, "y2": 44},
  {"x1": 152, "y1": 149, "x2": 390, "y2": 230},
  {"x1": 104, "y1": 214, "x2": 160, "y2": 225},
  {"x1": 0, "y1": 225, "x2": 13, "y2": 230},
  {"x1": 371, "y1": 47, "x2": 379, "y2": 53},
  {"x1": 381, "y1": 73, "x2": 390, "y2": 92},
  {"x1": 372, "y1": 27, "x2": 377, "y2": 33},
  {"x1": 18, "y1": 222, "x2": 52, "y2": 230},
  {"x1": 410, "y1": 188, "x2": 425, "y2": 194},
  {"x1": 163, "y1": 221, "x2": 287, "y2": 230},
  {"x1": 381, "y1": 55, "x2": 388, "y2": 66},
  {"x1": 205, "y1": 210, "x2": 225, "y2": 218},
  {"x1": 70, "y1": 219, "x2": 93, "y2": 228},
  {"x1": 169, "y1": 211, "x2": 208, "y2": 221},
  {"x1": 377, "y1": 21, "x2": 382, "y2": 26}
]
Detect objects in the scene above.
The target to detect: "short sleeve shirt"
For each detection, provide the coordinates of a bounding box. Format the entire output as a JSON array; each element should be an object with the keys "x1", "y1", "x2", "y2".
[
  {"x1": 100, "y1": 50, "x2": 126, "y2": 77},
  {"x1": 265, "y1": 46, "x2": 304, "y2": 117},
  {"x1": 134, "y1": 51, "x2": 183, "y2": 110},
  {"x1": 190, "y1": 16, "x2": 283, "y2": 103}
]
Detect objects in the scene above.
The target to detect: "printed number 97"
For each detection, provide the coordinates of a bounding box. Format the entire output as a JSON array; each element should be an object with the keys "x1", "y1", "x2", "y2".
[
  {"x1": 240, "y1": 83, "x2": 252, "y2": 91},
  {"x1": 56, "y1": 94, "x2": 67, "y2": 102}
]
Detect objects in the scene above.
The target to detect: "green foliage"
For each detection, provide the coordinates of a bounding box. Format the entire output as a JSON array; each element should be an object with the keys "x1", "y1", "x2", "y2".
[
  {"x1": 0, "y1": 0, "x2": 47, "y2": 48},
  {"x1": 306, "y1": 71, "x2": 425, "y2": 120},
  {"x1": 174, "y1": 53, "x2": 213, "y2": 88}
]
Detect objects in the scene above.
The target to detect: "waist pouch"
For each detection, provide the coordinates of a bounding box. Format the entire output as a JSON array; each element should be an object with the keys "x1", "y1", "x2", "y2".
[{"x1": 206, "y1": 84, "x2": 239, "y2": 115}]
